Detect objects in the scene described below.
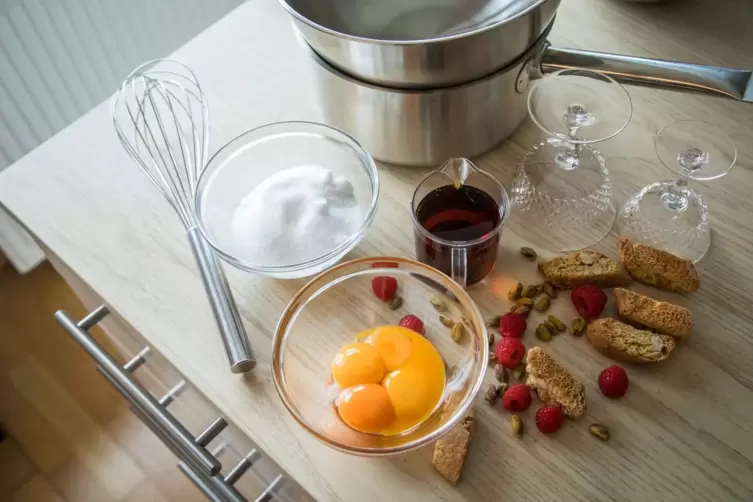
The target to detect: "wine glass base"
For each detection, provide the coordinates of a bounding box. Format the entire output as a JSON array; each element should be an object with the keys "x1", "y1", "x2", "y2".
[
  {"x1": 617, "y1": 181, "x2": 710, "y2": 263},
  {"x1": 510, "y1": 141, "x2": 615, "y2": 252}
]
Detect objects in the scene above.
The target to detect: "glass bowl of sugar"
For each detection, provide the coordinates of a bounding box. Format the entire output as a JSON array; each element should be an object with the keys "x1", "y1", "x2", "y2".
[{"x1": 196, "y1": 121, "x2": 379, "y2": 279}]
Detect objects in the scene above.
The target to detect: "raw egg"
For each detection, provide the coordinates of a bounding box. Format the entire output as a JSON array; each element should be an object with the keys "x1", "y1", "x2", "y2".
[
  {"x1": 331, "y1": 342, "x2": 385, "y2": 389},
  {"x1": 331, "y1": 325, "x2": 445, "y2": 435},
  {"x1": 336, "y1": 384, "x2": 396, "y2": 434},
  {"x1": 360, "y1": 326, "x2": 413, "y2": 371},
  {"x1": 380, "y1": 329, "x2": 445, "y2": 435}
]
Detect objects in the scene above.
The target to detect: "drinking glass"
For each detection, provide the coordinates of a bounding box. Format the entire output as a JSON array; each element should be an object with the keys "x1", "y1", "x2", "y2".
[
  {"x1": 617, "y1": 120, "x2": 736, "y2": 263},
  {"x1": 510, "y1": 69, "x2": 633, "y2": 251},
  {"x1": 410, "y1": 158, "x2": 509, "y2": 287}
]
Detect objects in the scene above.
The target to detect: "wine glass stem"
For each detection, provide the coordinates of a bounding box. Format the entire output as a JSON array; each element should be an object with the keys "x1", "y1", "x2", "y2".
[
  {"x1": 662, "y1": 177, "x2": 690, "y2": 212},
  {"x1": 555, "y1": 127, "x2": 581, "y2": 171}
]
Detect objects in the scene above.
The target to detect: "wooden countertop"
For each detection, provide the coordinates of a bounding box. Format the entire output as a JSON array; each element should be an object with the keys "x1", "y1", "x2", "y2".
[{"x1": 1, "y1": 0, "x2": 752, "y2": 499}]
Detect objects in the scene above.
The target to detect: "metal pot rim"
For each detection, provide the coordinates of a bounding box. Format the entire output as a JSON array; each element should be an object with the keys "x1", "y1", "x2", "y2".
[
  {"x1": 304, "y1": 24, "x2": 549, "y2": 93},
  {"x1": 278, "y1": 0, "x2": 551, "y2": 46}
]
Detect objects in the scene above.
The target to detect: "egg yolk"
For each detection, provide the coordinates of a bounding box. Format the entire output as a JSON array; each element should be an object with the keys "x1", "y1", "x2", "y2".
[
  {"x1": 381, "y1": 331, "x2": 445, "y2": 435},
  {"x1": 383, "y1": 367, "x2": 429, "y2": 418},
  {"x1": 332, "y1": 325, "x2": 445, "y2": 436},
  {"x1": 331, "y1": 342, "x2": 385, "y2": 389},
  {"x1": 360, "y1": 326, "x2": 413, "y2": 371},
  {"x1": 336, "y1": 384, "x2": 396, "y2": 434}
]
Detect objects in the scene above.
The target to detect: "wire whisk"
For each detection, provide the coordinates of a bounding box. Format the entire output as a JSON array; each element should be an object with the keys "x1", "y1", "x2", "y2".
[{"x1": 112, "y1": 59, "x2": 255, "y2": 373}]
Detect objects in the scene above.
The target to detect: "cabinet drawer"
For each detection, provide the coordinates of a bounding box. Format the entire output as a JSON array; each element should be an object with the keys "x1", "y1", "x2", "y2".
[{"x1": 47, "y1": 252, "x2": 314, "y2": 502}]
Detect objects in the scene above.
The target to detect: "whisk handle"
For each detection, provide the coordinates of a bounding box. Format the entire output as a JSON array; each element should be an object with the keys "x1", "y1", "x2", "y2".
[{"x1": 187, "y1": 227, "x2": 256, "y2": 373}]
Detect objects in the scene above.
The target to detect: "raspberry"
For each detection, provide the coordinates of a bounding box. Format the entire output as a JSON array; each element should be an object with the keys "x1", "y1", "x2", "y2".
[
  {"x1": 495, "y1": 337, "x2": 526, "y2": 368},
  {"x1": 502, "y1": 383, "x2": 531, "y2": 412},
  {"x1": 398, "y1": 314, "x2": 425, "y2": 335},
  {"x1": 535, "y1": 405, "x2": 565, "y2": 433},
  {"x1": 570, "y1": 284, "x2": 607, "y2": 319},
  {"x1": 598, "y1": 365, "x2": 629, "y2": 398},
  {"x1": 371, "y1": 276, "x2": 397, "y2": 301},
  {"x1": 499, "y1": 312, "x2": 527, "y2": 338}
]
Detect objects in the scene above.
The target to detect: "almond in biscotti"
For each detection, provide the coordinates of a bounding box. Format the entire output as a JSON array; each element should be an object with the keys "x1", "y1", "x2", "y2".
[
  {"x1": 614, "y1": 288, "x2": 693, "y2": 338},
  {"x1": 538, "y1": 250, "x2": 630, "y2": 289},
  {"x1": 617, "y1": 239, "x2": 700, "y2": 293},
  {"x1": 586, "y1": 318, "x2": 676, "y2": 363}
]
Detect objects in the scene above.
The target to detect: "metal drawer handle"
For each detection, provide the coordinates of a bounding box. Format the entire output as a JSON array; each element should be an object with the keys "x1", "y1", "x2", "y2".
[
  {"x1": 178, "y1": 461, "x2": 246, "y2": 502},
  {"x1": 255, "y1": 474, "x2": 285, "y2": 502},
  {"x1": 179, "y1": 455, "x2": 284, "y2": 502},
  {"x1": 54, "y1": 306, "x2": 221, "y2": 476}
]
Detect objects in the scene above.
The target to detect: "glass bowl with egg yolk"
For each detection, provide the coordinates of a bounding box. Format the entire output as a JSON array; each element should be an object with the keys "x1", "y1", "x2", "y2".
[{"x1": 272, "y1": 257, "x2": 488, "y2": 456}]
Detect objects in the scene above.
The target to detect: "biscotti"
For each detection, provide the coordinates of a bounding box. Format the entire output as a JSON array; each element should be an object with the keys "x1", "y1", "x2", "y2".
[
  {"x1": 538, "y1": 250, "x2": 630, "y2": 289},
  {"x1": 617, "y1": 239, "x2": 700, "y2": 293},
  {"x1": 587, "y1": 318, "x2": 676, "y2": 363},
  {"x1": 432, "y1": 408, "x2": 475, "y2": 485},
  {"x1": 525, "y1": 347, "x2": 586, "y2": 419},
  {"x1": 614, "y1": 288, "x2": 693, "y2": 338}
]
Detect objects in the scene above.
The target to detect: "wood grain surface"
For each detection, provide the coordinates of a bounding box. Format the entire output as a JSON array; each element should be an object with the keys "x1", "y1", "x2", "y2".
[{"x1": 0, "y1": 0, "x2": 752, "y2": 500}]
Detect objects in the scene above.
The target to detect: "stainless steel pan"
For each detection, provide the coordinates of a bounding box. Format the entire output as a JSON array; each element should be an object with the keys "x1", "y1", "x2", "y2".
[
  {"x1": 306, "y1": 29, "x2": 549, "y2": 165},
  {"x1": 281, "y1": 0, "x2": 559, "y2": 88},
  {"x1": 281, "y1": 0, "x2": 752, "y2": 102},
  {"x1": 305, "y1": 22, "x2": 751, "y2": 166}
]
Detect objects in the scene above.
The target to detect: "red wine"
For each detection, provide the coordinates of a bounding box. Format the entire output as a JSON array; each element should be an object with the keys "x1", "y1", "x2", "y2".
[{"x1": 414, "y1": 185, "x2": 501, "y2": 285}]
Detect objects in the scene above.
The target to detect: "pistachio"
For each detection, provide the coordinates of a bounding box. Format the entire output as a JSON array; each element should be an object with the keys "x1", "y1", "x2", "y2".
[
  {"x1": 548, "y1": 314, "x2": 566, "y2": 332},
  {"x1": 543, "y1": 281, "x2": 557, "y2": 299},
  {"x1": 510, "y1": 305, "x2": 531, "y2": 317},
  {"x1": 430, "y1": 295, "x2": 447, "y2": 312},
  {"x1": 520, "y1": 285, "x2": 536, "y2": 298},
  {"x1": 508, "y1": 282, "x2": 523, "y2": 301},
  {"x1": 534, "y1": 296, "x2": 551, "y2": 312},
  {"x1": 494, "y1": 364, "x2": 509, "y2": 384},
  {"x1": 451, "y1": 323, "x2": 465, "y2": 343},
  {"x1": 512, "y1": 363, "x2": 526, "y2": 380},
  {"x1": 484, "y1": 384, "x2": 499, "y2": 405},
  {"x1": 439, "y1": 315, "x2": 455, "y2": 328},
  {"x1": 515, "y1": 297, "x2": 534, "y2": 307},
  {"x1": 486, "y1": 316, "x2": 502, "y2": 328},
  {"x1": 520, "y1": 247, "x2": 537, "y2": 259},
  {"x1": 589, "y1": 423, "x2": 610, "y2": 441},
  {"x1": 387, "y1": 295, "x2": 403, "y2": 310},
  {"x1": 543, "y1": 319, "x2": 558, "y2": 334},
  {"x1": 571, "y1": 317, "x2": 587, "y2": 336},
  {"x1": 536, "y1": 323, "x2": 553, "y2": 342},
  {"x1": 488, "y1": 331, "x2": 495, "y2": 348},
  {"x1": 511, "y1": 414, "x2": 522, "y2": 435}
]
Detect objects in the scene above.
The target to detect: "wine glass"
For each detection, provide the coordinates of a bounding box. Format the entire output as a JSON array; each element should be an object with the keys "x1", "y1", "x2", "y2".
[
  {"x1": 617, "y1": 120, "x2": 736, "y2": 263},
  {"x1": 510, "y1": 69, "x2": 633, "y2": 251}
]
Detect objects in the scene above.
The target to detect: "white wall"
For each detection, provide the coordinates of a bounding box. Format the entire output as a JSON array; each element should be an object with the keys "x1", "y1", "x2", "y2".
[{"x1": 0, "y1": 0, "x2": 244, "y2": 271}]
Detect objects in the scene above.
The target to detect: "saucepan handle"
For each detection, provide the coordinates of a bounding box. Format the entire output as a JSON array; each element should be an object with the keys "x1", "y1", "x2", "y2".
[{"x1": 540, "y1": 45, "x2": 752, "y2": 103}]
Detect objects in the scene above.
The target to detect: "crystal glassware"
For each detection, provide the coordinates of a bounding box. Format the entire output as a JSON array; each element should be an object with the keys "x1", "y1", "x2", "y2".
[
  {"x1": 617, "y1": 120, "x2": 736, "y2": 263},
  {"x1": 511, "y1": 69, "x2": 633, "y2": 251}
]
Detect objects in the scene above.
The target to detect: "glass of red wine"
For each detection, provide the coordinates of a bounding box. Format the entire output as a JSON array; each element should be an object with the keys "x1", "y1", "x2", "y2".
[{"x1": 410, "y1": 158, "x2": 509, "y2": 287}]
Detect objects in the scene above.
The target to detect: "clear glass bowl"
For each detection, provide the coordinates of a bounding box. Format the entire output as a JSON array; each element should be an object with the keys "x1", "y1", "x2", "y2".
[
  {"x1": 272, "y1": 257, "x2": 488, "y2": 456},
  {"x1": 195, "y1": 121, "x2": 379, "y2": 279}
]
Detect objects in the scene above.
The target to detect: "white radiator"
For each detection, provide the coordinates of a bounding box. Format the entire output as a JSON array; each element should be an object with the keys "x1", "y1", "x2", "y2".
[{"x1": 0, "y1": 0, "x2": 243, "y2": 271}]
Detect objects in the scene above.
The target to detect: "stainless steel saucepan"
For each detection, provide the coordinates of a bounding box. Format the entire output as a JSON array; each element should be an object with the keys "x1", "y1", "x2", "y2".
[
  {"x1": 306, "y1": 30, "x2": 545, "y2": 165},
  {"x1": 304, "y1": 20, "x2": 750, "y2": 165},
  {"x1": 280, "y1": 0, "x2": 752, "y2": 99},
  {"x1": 281, "y1": 0, "x2": 559, "y2": 88},
  {"x1": 288, "y1": 0, "x2": 751, "y2": 165}
]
